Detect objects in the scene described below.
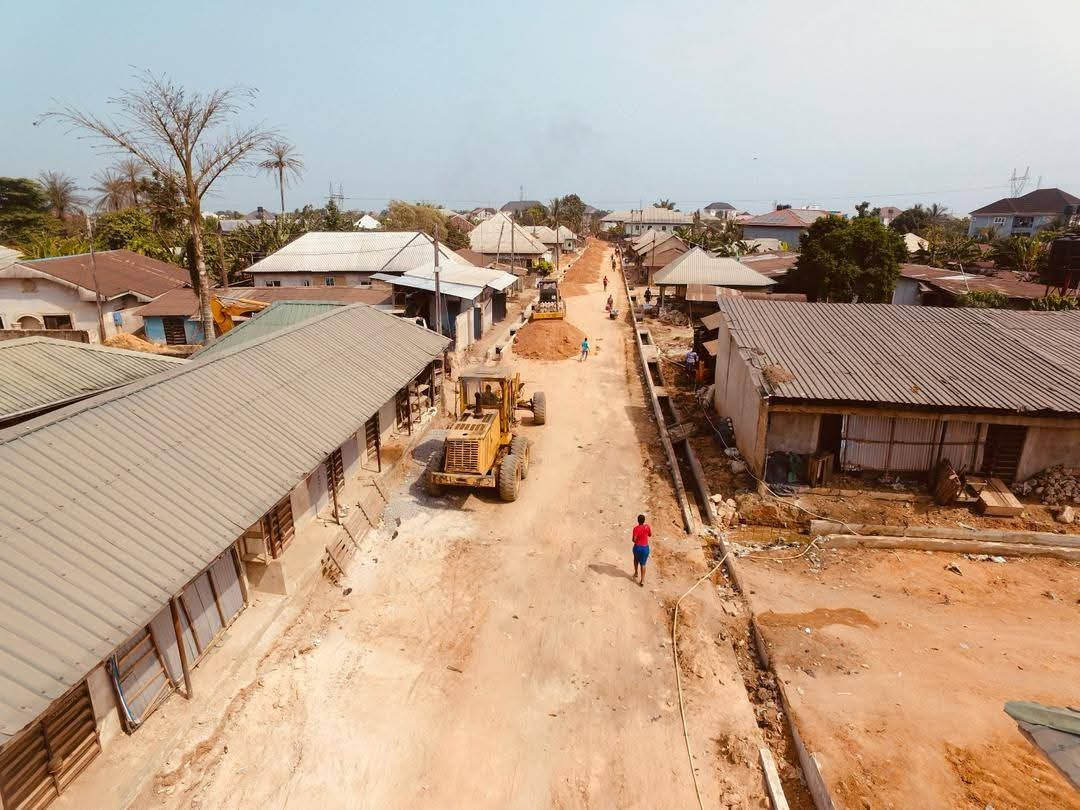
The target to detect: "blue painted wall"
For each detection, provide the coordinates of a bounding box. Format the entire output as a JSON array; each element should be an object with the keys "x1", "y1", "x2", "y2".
[{"x1": 143, "y1": 316, "x2": 204, "y2": 345}]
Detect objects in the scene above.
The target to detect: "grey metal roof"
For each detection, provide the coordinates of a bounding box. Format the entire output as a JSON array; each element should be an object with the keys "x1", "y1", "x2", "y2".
[
  {"x1": 403, "y1": 262, "x2": 519, "y2": 292},
  {"x1": 717, "y1": 300, "x2": 1080, "y2": 414},
  {"x1": 653, "y1": 247, "x2": 776, "y2": 288},
  {"x1": 627, "y1": 207, "x2": 693, "y2": 225},
  {"x1": 468, "y1": 214, "x2": 547, "y2": 255},
  {"x1": 0, "y1": 338, "x2": 186, "y2": 424},
  {"x1": 370, "y1": 272, "x2": 483, "y2": 301},
  {"x1": 195, "y1": 301, "x2": 347, "y2": 360},
  {"x1": 0, "y1": 305, "x2": 448, "y2": 740},
  {"x1": 244, "y1": 231, "x2": 460, "y2": 275}
]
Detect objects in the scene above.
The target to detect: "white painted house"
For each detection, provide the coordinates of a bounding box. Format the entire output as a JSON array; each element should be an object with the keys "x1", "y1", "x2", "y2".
[{"x1": 0, "y1": 249, "x2": 190, "y2": 341}]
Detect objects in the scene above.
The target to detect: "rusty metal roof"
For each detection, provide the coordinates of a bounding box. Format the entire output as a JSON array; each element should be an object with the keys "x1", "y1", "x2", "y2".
[
  {"x1": 0, "y1": 304, "x2": 448, "y2": 740},
  {"x1": 716, "y1": 299, "x2": 1080, "y2": 414},
  {"x1": 12, "y1": 250, "x2": 190, "y2": 300}
]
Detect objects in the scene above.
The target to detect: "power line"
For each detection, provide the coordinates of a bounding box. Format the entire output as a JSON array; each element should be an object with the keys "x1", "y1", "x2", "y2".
[{"x1": 326, "y1": 182, "x2": 1014, "y2": 209}]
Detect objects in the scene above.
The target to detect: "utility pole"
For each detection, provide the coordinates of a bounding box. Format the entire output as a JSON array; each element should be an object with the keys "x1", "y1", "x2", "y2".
[
  {"x1": 433, "y1": 225, "x2": 448, "y2": 413},
  {"x1": 509, "y1": 210, "x2": 516, "y2": 275},
  {"x1": 85, "y1": 213, "x2": 107, "y2": 343},
  {"x1": 217, "y1": 230, "x2": 228, "y2": 290}
]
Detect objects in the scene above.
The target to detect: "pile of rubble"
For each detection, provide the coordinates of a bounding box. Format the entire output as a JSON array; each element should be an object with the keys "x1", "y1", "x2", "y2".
[
  {"x1": 657, "y1": 308, "x2": 689, "y2": 326},
  {"x1": 1013, "y1": 465, "x2": 1080, "y2": 505}
]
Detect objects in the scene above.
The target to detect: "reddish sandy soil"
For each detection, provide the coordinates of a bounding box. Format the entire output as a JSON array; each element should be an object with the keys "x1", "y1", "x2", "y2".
[{"x1": 736, "y1": 545, "x2": 1080, "y2": 809}]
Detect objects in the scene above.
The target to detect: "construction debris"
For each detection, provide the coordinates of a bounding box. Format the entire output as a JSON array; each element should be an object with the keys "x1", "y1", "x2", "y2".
[{"x1": 1014, "y1": 465, "x2": 1080, "y2": 505}]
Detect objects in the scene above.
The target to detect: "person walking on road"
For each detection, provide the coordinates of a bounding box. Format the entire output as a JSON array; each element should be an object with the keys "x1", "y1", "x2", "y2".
[
  {"x1": 685, "y1": 349, "x2": 699, "y2": 387},
  {"x1": 631, "y1": 514, "x2": 651, "y2": 587},
  {"x1": 580, "y1": 336, "x2": 590, "y2": 361},
  {"x1": 603, "y1": 274, "x2": 609, "y2": 291},
  {"x1": 643, "y1": 287, "x2": 653, "y2": 306}
]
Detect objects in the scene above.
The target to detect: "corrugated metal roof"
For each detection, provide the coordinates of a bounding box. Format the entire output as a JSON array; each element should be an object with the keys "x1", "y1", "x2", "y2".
[
  {"x1": 0, "y1": 304, "x2": 448, "y2": 740},
  {"x1": 404, "y1": 262, "x2": 518, "y2": 292},
  {"x1": 0, "y1": 338, "x2": 187, "y2": 423},
  {"x1": 370, "y1": 273, "x2": 483, "y2": 301},
  {"x1": 135, "y1": 286, "x2": 393, "y2": 318},
  {"x1": 627, "y1": 207, "x2": 693, "y2": 225},
  {"x1": 468, "y1": 213, "x2": 547, "y2": 255},
  {"x1": 9, "y1": 250, "x2": 190, "y2": 300},
  {"x1": 742, "y1": 209, "x2": 830, "y2": 228},
  {"x1": 244, "y1": 231, "x2": 459, "y2": 275},
  {"x1": 654, "y1": 247, "x2": 776, "y2": 288},
  {"x1": 195, "y1": 301, "x2": 347, "y2": 360},
  {"x1": 717, "y1": 300, "x2": 1080, "y2": 414}
]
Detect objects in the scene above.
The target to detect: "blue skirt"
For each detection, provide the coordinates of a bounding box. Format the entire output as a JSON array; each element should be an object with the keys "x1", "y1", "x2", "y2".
[{"x1": 633, "y1": 544, "x2": 650, "y2": 565}]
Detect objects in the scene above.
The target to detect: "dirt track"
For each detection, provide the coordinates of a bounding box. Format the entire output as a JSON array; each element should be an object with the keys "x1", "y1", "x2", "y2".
[{"x1": 134, "y1": 241, "x2": 769, "y2": 809}]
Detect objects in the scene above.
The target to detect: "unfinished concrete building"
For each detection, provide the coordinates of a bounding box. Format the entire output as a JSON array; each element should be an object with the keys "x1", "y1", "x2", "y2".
[
  {"x1": 712, "y1": 300, "x2": 1080, "y2": 485},
  {"x1": 0, "y1": 304, "x2": 447, "y2": 809}
]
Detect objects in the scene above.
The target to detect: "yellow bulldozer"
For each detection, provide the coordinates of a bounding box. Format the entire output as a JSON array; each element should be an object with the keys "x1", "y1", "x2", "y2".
[
  {"x1": 425, "y1": 370, "x2": 547, "y2": 501},
  {"x1": 530, "y1": 278, "x2": 566, "y2": 320}
]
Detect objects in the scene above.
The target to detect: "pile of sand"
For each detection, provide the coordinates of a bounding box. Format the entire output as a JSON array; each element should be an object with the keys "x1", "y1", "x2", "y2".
[
  {"x1": 562, "y1": 237, "x2": 606, "y2": 296},
  {"x1": 513, "y1": 319, "x2": 587, "y2": 361},
  {"x1": 104, "y1": 333, "x2": 190, "y2": 356}
]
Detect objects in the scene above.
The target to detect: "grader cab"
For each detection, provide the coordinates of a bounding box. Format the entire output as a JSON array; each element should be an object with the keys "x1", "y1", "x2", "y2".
[
  {"x1": 425, "y1": 371, "x2": 546, "y2": 501},
  {"x1": 531, "y1": 279, "x2": 566, "y2": 320}
]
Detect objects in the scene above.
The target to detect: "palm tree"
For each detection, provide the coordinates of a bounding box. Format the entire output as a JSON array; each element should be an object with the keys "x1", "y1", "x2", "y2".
[
  {"x1": 37, "y1": 171, "x2": 85, "y2": 220},
  {"x1": 92, "y1": 170, "x2": 130, "y2": 211},
  {"x1": 653, "y1": 199, "x2": 676, "y2": 210},
  {"x1": 114, "y1": 158, "x2": 146, "y2": 206},
  {"x1": 257, "y1": 140, "x2": 305, "y2": 214},
  {"x1": 991, "y1": 236, "x2": 1046, "y2": 277}
]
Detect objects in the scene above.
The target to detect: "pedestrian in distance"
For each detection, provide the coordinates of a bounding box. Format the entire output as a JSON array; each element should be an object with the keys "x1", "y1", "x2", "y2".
[
  {"x1": 580, "y1": 336, "x2": 589, "y2": 361},
  {"x1": 685, "y1": 349, "x2": 699, "y2": 387},
  {"x1": 631, "y1": 514, "x2": 651, "y2": 587},
  {"x1": 643, "y1": 287, "x2": 653, "y2": 305},
  {"x1": 603, "y1": 274, "x2": 609, "y2": 291}
]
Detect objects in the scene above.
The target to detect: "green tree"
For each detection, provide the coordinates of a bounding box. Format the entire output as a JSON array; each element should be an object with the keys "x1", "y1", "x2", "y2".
[
  {"x1": 381, "y1": 200, "x2": 463, "y2": 245},
  {"x1": 957, "y1": 289, "x2": 1009, "y2": 308},
  {"x1": 915, "y1": 226, "x2": 981, "y2": 268},
  {"x1": 557, "y1": 194, "x2": 586, "y2": 233},
  {"x1": 257, "y1": 140, "x2": 305, "y2": 214},
  {"x1": 787, "y1": 215, "x2": 906, "y2": 302},
  {"x1": 990, "y1": 236, "x2": 1047, "y2": 277},
  {"x1": 92, "y1": 170, "x2": 130, "y2": 212},
  {"x1": 855, "y1": 201, "x2": 880, "y2": 219},
  {"x1": 93, "y1": 207, "x2": 174, "y2": 260},
  {"x1": 37, "y1": 171, "x2": 85, "y2": 220},
  {"x1": 43, "y1": 71, "x2": 278, "y2": 344},
  {"x1": 320, "y1": 198, "x2": 352, "y2": 231},
  {"x1": 443, "y1": 222, "x2": 469, "y2": 250},
  {"x1": 521, "y1": 204, "x2": 547, "y2": 226},
  {"x1": 17, "y1": 232, "x2": 92, "y2": 259},
  {"x1": 653, "y1": 199, "x2": 676, "y2": 210},
  {"x1": 0, "y1": 177, "x2": 61, "y2": 245},
  {"x1": 1029, "y1": 292, "x2": 1078, "y2": 311}
]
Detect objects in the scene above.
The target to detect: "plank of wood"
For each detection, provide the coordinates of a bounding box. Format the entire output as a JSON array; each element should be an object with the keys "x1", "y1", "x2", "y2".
[
  {"x1": 820, "y1": 534, "x2": 1080, "y2": 562},
  {"x1": 809, "y1": 520, "x2": 1080, "y2": 550},
  {"x1": 978, "y1": 479, "x2": 1024, "y2": 516},
  {"x1": 759, "y1": 747, "x2": 791, "y2": 810}
]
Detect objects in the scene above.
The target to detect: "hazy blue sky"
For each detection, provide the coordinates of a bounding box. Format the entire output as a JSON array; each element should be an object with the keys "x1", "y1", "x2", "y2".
[{"x1": 5, "y1": 0, "x2": 1079, "y2": 217}]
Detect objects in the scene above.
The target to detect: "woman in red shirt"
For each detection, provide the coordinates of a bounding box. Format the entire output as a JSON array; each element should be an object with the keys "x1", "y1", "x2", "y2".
[{"x1": 631, "y1": 514, "x2": 651, "y2": 587}]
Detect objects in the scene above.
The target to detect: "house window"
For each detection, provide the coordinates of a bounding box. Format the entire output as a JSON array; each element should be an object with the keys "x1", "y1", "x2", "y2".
[
  {"x1": 992, "y1": 216, "x2": 1007, "y2": 226},
  {"x1": 301, "y1": 279, "x2": 312, "y2": 287},
  {"x1": 42, "y1": 314, "x2": 74, "y2": 330},
  {"x1": 324, "y1": 277, "x2": 336, "y2": 286},
  {"x1": 264, "y1": 280, "x2": 282, "y2": 287},
  {"x1": 1013, "y1": 216, "x2": 1034, "y2": 229}
]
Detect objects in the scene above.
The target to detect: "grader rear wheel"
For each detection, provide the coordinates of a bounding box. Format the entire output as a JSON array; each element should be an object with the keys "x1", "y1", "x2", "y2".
[{"x1": 499, "y1": 453, "x2": 521, "y2": 501}]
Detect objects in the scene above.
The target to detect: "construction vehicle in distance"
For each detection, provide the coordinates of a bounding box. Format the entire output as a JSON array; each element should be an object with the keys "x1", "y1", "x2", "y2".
[
  {"x1": 210, "y1": 295, "x2": 269, "y2": 335},
  {"x1": 425, "y1": 370, "x2": 547, "y2": 501},
  {"x1": 530, "y1": 278, "x2": 566, "y2": 320}
]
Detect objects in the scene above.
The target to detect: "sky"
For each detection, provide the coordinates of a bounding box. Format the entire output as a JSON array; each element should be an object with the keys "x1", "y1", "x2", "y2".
[{"x1": 5, "y1": 0, "x2": 1080, "y2": 218}]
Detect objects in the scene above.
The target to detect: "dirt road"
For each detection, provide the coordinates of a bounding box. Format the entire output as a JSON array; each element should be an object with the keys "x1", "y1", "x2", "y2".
[{"x1": 137, "y1": 243, "x2": 768, "y2": 809}]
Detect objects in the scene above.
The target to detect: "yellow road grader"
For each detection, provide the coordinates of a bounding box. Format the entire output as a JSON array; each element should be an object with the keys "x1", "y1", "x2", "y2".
[{"x1": 425, "y1": 371, "x2": 546, "y2": 501}]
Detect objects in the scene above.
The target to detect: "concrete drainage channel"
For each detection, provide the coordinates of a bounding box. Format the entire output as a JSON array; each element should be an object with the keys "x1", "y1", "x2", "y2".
[{"x1": 622, "y1": 269, "x2": 833, "y2": 810}]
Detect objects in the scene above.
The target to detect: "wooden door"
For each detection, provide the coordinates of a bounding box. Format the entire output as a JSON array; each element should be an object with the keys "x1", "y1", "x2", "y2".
[
  {"x1": 364, "y1": 414, "x2": 380, "y2": 470},
  {"x1": 161, "y1": 316, "x2": 187, "y2": 345},
  {"x1": 111, "y1": 625, "x2": 172, "y2": 728},
  {"x1": 262, "y1": 496, "x2": 295, "y2": 558},
  {"x1": 0, "y1": 682, "x2": 99, "y2": 810},
  {"x1": 981, "y1": 424, "x2": 1027, "y2": 482}
]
